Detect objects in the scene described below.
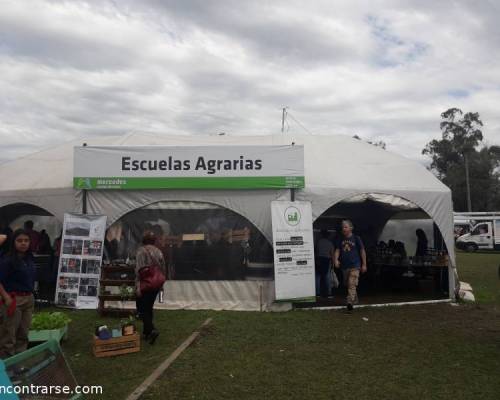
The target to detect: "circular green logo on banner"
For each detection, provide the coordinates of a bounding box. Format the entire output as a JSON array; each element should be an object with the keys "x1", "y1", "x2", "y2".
[{"x1": 284, "y1": 206, "x2": 301, "y2": 226}]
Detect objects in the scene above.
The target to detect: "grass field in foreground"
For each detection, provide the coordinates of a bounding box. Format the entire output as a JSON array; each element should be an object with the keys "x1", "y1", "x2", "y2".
[
  {"x1": 142, "y1": 305, "x2": 500, "y2": 400},
  {"x1": 62, "y1": 310, "x2": 211, "y2": 399},
  {"x1": 455, "y1": 251, "x2": 500, "y2": 303},
  {"x1": 61, "y1": 252, "x2": 499, "y2": 399}
]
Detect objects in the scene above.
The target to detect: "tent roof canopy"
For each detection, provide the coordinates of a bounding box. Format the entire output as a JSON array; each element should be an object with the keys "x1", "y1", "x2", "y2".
[
  {"x1": 0, "y1": 133, "x2": 448, "y2": 194},
  {"x1": 0, "y1": 132, "x2": 454, "y2": 268}
]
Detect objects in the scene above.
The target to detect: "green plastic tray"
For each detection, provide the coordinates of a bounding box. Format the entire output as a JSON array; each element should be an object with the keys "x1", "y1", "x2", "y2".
[
  {"x1": 28, "y1": 325, "x2": 68, "y2": 343},
  {"x1": 4, "y1": 340, "x2": 81, "y2": 399}
]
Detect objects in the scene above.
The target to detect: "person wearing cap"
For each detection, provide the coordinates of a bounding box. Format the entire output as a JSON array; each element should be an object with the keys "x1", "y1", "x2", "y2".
[{"x1": 0, "y1": 229, "x2": 36, "y2": 358}]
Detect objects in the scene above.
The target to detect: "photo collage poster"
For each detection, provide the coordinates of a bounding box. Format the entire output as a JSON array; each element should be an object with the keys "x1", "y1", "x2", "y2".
[{"x1": 55, "y1": 213, "x2": 107, "y2": 309}]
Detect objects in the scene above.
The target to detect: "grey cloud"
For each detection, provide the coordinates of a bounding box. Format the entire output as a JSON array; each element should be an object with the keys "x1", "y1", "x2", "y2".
[
  {"x1": 127, "y1": 0, "x2": 372, "y2": 66},
  {"x1": 0, "y1": 17, "x2": 138, "y2": 71},
  {"x1": 1, "y1": 0, "x2": 500, "y2": 165}
]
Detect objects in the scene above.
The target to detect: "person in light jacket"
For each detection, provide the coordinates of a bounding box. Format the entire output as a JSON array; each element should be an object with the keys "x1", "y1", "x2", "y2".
[{"x1": 135, "y1": 231, "x2": 166, "y2": 345}]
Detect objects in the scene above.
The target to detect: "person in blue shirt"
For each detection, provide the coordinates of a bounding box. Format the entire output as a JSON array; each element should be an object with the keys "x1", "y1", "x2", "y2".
[
  {"x1": 334, "y1": 220, "x2": 367, "y2": 311},
  {"x1": 0, "y1": 229, "x2": 36, "y2": 358}
]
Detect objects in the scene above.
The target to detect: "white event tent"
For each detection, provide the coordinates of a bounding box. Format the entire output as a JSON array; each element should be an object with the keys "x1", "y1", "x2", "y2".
[{"x1": 0, "y1": 133, "x2": 456, "y2": 310}]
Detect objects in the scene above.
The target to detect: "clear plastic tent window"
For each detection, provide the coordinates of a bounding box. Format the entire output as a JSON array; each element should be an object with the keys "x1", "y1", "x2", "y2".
[{"x1": 104, "y1": 201, "x2": 274, "y2": 281}]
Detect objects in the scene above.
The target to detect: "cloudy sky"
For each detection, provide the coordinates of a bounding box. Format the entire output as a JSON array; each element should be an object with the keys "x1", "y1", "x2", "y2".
[{"x1": 1, "y1": 0, "x2": 500, "y2": 163}]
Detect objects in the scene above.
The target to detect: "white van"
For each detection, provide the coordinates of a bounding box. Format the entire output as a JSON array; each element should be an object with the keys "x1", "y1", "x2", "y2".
[
  {"x1": 456, "y1": 217, "x2": 500, "y2": 251},
  {"x1": 454, "y1": 219, "x2": 472, "y2": 239}
]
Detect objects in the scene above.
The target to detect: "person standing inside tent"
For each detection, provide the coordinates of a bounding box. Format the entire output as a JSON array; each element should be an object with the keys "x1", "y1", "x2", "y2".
[
  {"x1": 0, "y1": 229, "x2": 36, "y2": 358},
  {"x1": 23, "y1": 220, "x2": 40, "y2": 253},
  {"x1": 334, "y1": 220, "x2": 367, "y2": 311},
  {"x1": 315, "y1": 229, "x2": 334, "y2": 298},
  {"x1": 415, "y1": 229, "x2": 428, "y2": 258}
]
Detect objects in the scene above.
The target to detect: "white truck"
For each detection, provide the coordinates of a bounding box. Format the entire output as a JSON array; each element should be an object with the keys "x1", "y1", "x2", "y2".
[{"x1": 455, "y1": 212, "x2": 500, "y2": 252}]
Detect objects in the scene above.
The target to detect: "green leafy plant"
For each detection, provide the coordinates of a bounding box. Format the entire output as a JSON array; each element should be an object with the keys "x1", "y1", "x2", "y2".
[
  {"x1": 120, "y1": 315, "x2": 136, "y2": 328},
  {"x1": 119, "y1": 284, "x2": 135, "y2": 299},
  {"x1": 120, "y1": 315, "x2": 136, "y2": 335},
  {"x1": 31, "y1": 312, "x2": 71, "y2": 330}
]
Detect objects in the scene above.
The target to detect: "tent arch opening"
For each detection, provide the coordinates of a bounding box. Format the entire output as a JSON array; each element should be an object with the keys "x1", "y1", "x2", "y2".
[
  {"x1": 313, "y1": 192, "x2": 454, "y2": 300},
  {"x1": 0, "y1": 202, "x2": 58, "y2": 225},
  {"x1": 309, "y1": 191, "x2": 455, "y2": 265},
  {"x1": 0, "y1": 202, "x2": 62, "y2": 247},
  {"x1": 104, "y1": 199, "x2": 274, "y2": 281}
]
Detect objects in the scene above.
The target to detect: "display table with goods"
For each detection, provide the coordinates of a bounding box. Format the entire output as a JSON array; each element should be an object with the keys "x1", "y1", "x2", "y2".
[
  {"x1": 98, "y1": 262, "x2": 136, "y2": 316},
  {"x1": 28, "y1": 311, "x2": 71, "y2": 343},
  {"x1": 93, "y1": 317, "x2": 140, "y2": 358},
  {"x1": 168, "y1": 229, "x2": 250, "y2": 280},
  {"x1": 369, "y1": 248, "x2": 449, "y2": 291}
]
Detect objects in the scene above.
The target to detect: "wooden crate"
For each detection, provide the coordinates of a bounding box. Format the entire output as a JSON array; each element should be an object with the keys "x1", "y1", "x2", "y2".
[{"x1": 93, "y1": 332, "x2": 140, "y2": 358}]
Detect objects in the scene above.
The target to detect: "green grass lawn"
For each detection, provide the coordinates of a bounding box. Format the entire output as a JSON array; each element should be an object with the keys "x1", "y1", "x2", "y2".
[
  {"x1": 142, "y1": 305, "x2": 500, "y2": 400},
  {"x1": 59, "y1": 252, "x2": 499, "y2": 399},
  {"x1": 62, "y1": 310, "x2": 211, "y2": 399},
  {"x1": 455, "y1": 251, "x2": 500, "y2": 303}
]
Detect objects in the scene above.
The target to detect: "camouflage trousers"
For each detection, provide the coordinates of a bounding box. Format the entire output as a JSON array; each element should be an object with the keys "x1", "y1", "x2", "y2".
[{"x1": 343, "y1": 268, "x2": 360, "y2": 305}]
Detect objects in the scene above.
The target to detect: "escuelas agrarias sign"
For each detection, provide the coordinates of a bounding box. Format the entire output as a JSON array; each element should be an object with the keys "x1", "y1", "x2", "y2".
[{"x1": 73, "y1": 145, "x2": 304, "y2": 190}]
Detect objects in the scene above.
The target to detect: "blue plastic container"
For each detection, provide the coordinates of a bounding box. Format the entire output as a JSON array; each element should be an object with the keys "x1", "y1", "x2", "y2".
[{"x1": 0, "y1": 359, "x2": 19, "y2": 400}]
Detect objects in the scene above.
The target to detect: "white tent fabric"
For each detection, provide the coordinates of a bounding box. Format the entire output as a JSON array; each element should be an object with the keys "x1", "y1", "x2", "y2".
[{"x1": 0, "y1": 133, "x2": 456, "y2": 309}]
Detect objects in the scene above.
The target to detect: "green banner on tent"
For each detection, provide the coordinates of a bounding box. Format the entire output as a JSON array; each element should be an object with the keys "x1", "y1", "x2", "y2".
[{"x1": 74, "y1": 176, "x2": 305, "y2": 190}]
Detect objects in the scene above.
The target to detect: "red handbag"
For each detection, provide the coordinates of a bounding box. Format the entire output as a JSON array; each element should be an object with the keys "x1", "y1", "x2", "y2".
[{"x1": 138, "y1": 248, "x2": 166, "y2": 292}]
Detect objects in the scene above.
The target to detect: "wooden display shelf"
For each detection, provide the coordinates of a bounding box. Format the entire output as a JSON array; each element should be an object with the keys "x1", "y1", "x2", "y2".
[
  {"x1": 100, "y1": 279, "x2": 136, "y2": 286},
  {"x1": 99, "y1": 263, "x2": 137, "y2": 316},
  {"x1": 93, "y1": 332, "x2": 140, "y2": 358},
  {"x1": 98, "y1": 294, "x2": 136, "y2": 301},
  {"x1": 98, "y1": 308, "x2": 136, "y2": 317},
  {"x1": 101, "y1": 265, "x2": 136, "y2": 272}
]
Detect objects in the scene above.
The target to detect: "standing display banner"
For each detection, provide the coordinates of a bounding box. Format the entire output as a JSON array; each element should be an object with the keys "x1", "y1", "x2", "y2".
[
  {"x1": 55, "y1": 213, "x2": 107, "y2": 309},
  {"x1": 74, "y1": 145, "x2": 304, "y2": 190},
  {"x1": 271, "y1": 201, "x2": 315, "y2": 300}
]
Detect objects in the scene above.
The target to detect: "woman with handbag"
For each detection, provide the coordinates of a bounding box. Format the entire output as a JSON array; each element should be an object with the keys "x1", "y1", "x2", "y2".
[{"x1": 135, "y1": 231, "x2": 166, "y2": 345}]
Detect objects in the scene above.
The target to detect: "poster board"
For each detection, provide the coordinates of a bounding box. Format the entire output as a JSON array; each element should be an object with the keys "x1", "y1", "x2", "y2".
[
  {"x1": 271, "y1": 201, "x2": 315, "y2": 300},
  {"x1": 55, "y1": 213, "x2": 107, "y2": 309}
]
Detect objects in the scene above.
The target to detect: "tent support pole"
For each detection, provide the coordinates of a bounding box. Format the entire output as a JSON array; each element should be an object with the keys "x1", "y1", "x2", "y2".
[
  {"x1": 82, "y1": 190, "x2": 87, "y2": 215},
  {"x1": 290, "y1": 141, "x2": 296, "y2": 202},
  {"x1": 81, "y1": 141, "x2": 88, "y2": 215}
]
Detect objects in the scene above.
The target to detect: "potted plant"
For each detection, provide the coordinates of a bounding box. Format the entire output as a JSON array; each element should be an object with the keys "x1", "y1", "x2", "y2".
[
  {"x1": 119, "y1": 284, "x2": 134, "y2": 300},
  {"x1": 121, "y1": 316, "x2": 136, "y2": 336},
  {"x1": 29, "y1": 312, "x2": 71, "y2": 343}
]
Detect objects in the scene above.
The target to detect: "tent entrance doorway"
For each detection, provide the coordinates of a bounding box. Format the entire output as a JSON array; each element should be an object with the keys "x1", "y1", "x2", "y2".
[
  {"x1": 295, "y1": 194, "x2": 450, "y2": 308},
  {"x1": 0, "y1": 202, "x2": 62, "y2": 305}
]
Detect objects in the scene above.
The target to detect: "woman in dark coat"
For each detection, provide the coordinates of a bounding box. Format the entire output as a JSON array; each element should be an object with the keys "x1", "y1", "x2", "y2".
[{"x1": 0, "y1": 229, "x2": 36, "y2": 358}]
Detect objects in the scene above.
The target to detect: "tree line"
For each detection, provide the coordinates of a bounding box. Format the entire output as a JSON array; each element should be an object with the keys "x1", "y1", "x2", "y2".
[{"x1": 423, "y1": 108, "x2": 500, "y2": 212}]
